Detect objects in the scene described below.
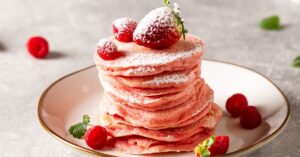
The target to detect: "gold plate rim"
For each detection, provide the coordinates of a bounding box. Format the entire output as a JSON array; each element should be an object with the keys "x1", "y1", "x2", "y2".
[{"x1": 37, "y1": 59, "x2": 291, "y2": 157}]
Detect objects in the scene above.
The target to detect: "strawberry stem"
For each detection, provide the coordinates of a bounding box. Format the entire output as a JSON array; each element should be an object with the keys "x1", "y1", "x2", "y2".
[{"x1": 163, "y1": 0, "x2": 187, "y2": 39}]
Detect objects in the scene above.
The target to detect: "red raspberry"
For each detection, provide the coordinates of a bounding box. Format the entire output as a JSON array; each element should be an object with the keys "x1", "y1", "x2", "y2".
[
  {"x1": 85, "y1": 126, "x2": 107, "y2": 150},
  {"x1": 226, "y1": 93, "x2": 248, "y2": 117},
  {"x1": 96, "y1": 39, "x2": 121, "y2": 60},
  {"x1": 209, "y1": 136, "x2": 229, "y2": 156},
  {"x1": 112, "y1": 17, "x2": 137, "y2": 42},
  {"x1": 26, "y1": 36, "x2": 49, "y2": 59},
  {"x1": 240, "y1": 106, "x2": 262, "y2": 129},
  {"x1": 133, "y1": 7, "x2": 184, "y2": 49}
]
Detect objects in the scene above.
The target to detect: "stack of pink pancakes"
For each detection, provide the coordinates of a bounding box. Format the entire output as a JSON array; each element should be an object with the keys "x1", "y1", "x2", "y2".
[{"x1": 94, "y1": 34, "x2": 222, "y2": 154}]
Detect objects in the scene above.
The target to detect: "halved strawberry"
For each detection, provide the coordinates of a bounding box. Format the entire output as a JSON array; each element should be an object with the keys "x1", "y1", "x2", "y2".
[
  {"x1": 194, "y1": 136, "x2": 229, "y2": 157},
  {"x1": 133, "y1": 1, "x2": 187, "y2": 49}
]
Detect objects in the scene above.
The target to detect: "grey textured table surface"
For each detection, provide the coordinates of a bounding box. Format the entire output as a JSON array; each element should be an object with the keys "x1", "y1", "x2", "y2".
[{"x1": 0, "y1": 0, "x2": 299, "y2": 156}]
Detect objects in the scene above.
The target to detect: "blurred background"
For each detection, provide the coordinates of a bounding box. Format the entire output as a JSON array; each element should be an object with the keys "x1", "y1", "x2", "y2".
[{"x1": 0, "y1": 0, "x2": 299, "y2": 156}]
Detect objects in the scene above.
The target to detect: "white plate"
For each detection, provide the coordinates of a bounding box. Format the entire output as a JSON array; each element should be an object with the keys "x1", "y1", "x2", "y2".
[{"x1": 38, "y1": 60, "x2": 290, "y2": 157}]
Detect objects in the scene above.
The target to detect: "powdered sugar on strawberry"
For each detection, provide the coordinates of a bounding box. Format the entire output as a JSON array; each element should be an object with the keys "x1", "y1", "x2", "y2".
[
  {"x1": 133, "y1": 7, "x2": 182, "y2": 49},
  {"x1": 173, "y1": 2, "x2": 181, "y2": 14},
  {"x1": 97, "y1": 39, "x2": 118, "y2": 53},
  {"x1": 113, "y1": 18, "x2": 136, "y2": 30},
  {"x1": 133, "y1": 7, "x2": 177, "y2": 38},
  {"x1": 113, "y1": 18, "x2": 137, "y2": 42},
  {"x1": 96, "y1": 39, "x2": 122, "y2": 60}
]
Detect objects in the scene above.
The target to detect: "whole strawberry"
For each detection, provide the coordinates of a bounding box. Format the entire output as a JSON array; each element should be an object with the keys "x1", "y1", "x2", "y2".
[{"x1": 133, "y1": 0, "x2": 187, "y2": 49}]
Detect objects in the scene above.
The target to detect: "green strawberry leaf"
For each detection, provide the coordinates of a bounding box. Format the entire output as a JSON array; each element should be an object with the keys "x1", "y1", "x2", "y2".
[
  {"x1": 68, "y1": 115, "x2": 90, "y2": 139},
  {"x1": 194, "y1": 136, "x2": 216, "y2": 157},
  {"x1": 163, "y1": 0, "x2": 187, "y2": 39},
  {"x1": 260, "y1": 15, "x2": 281, "y2": 30},
  {"x1": 293, "y1": 56, "x2": 300, "y2": 67}
]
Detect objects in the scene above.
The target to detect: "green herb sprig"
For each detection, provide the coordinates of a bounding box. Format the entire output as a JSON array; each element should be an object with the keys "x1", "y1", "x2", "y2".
[{"x1": 68, "y1": 115, "x2": 91, "y2": 139}]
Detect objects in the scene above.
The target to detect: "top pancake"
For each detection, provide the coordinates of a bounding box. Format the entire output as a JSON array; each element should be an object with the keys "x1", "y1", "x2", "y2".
[{"x1": 94, "y1": 34, "x2": 204, "y2": 77}]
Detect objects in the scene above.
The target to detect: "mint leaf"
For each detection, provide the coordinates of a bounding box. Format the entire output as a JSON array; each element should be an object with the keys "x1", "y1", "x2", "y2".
[
  {"x1": 83, "y1": 115, "x2": 90, "y2": 125},
  {"x1": 293, "y1": 56, "x2": 300, "y2": 67},
  {"x1": 68, "y1": 115, "x2": 91, "y2": 139},
  {"x1": 69, "y1": 123, "x2": 87, "y2": 139},
  {"x1": 260, "y1": 15, "x2": 281, "y2": 30}
]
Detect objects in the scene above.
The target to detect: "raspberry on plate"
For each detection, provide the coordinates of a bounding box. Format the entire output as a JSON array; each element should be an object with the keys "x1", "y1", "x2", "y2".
[
  {"x1": 96, "y1": 39, "x2": 122, "y2": 60},
  {"x1": 113, "y1": 17, "x2": 137, "y2": 42},
  {"x1": 240, "y1": 106, "x2": 262, "y2": 129},
  {"x1": 26, "y1": 36, "x2": 49, "y2": 59},
  {"x1": 85, "y1": 126, "x2": 107, "y2": 150},
  {"x1": 226, "y1": 93, "x2": 248, "y2": 117}
]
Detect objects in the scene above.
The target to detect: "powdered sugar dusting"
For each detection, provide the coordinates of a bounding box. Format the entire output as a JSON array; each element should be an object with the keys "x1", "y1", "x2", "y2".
[
  {"x1": 133, "y1": 7, "x2": 179, "y2": 44},
  {"x1": 173, "y1": 3, "x2": 181, "y2": 15},
  {"x1": 113, "y1": 17, "x2": 136, "y2": 29},
  {"x1": 145, "y1": 73, "x2": 189, "y2": 86},
  {"x1": 104, "y1": 37, "x2": 201, "y2": 67},
  {"x1": 113, "y1": 17, "x2": 137, "y2": 39},
  {"x1": 94, "y1": 34, "x2": 204, "y2": 76},
  {"x1": 126, "y1": 66, "x2": 157, "y2": 76},
  {"x1": 96, "y1": 39, "x2": 117, "y2": 53}
]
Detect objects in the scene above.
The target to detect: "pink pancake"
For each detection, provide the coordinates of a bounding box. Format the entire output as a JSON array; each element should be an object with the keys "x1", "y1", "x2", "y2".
[
  {"x1": 108, "y1": 90, "x2": 194, "y2": 111},
  {"x1": 112, "y1": 129, "x2": 214, "y2": 154},
  {"x1": 94, "y1": 34, "x2": 204, "y2": 77},
  {"x1": 102, "y1": 103, "x2": 222, "y2": 142},
  {"x1": 102, "y1": 65, "x2": 200, "y2": 89},
  {"x1": 100, "y1": 72, "x2": 200, "y2": 96},
  {"x1": 104, "y1": 102, "x2": 214, "y2": 130},
  {"x1": 100, "y1": 76, "x2": 202, "y2": 110},
  {"x1": 99, "y1": 84, "x2": 213, "y2": 130}
]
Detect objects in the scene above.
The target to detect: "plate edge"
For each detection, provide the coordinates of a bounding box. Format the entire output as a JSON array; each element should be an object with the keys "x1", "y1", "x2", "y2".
[{"x1": 37, "y1": 59, "x2": 291, "y2": 157}]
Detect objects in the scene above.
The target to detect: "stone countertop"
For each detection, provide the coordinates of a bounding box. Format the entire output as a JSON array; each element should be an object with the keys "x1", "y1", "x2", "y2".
[{"x1": 0, "y1": 0, "x2": 299, "y2": 156}]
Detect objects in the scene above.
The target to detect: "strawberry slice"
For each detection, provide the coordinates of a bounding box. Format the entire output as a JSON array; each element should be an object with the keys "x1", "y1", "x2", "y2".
[
  {"x1": 133, "y1": 0, "x2": 187, "y2": 49},
  {"x1": 194, "y1": 136, "x2": 229, "y2": 157}
]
